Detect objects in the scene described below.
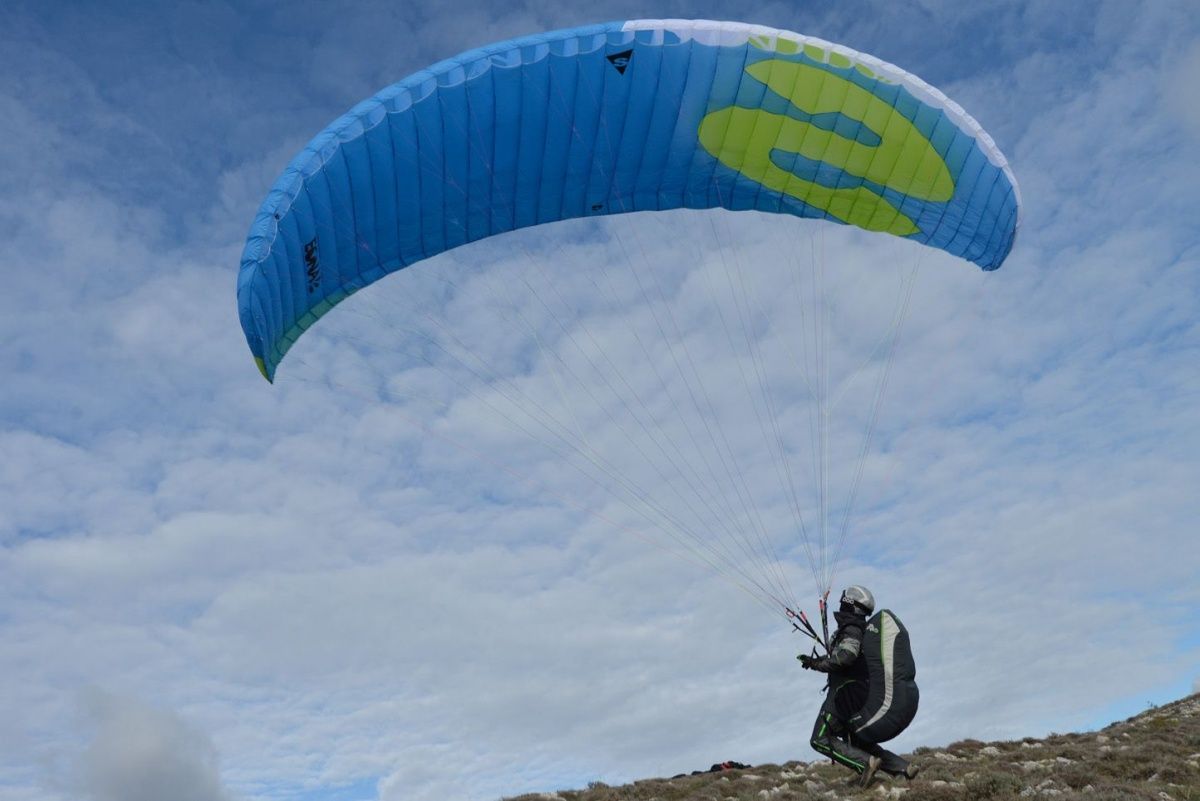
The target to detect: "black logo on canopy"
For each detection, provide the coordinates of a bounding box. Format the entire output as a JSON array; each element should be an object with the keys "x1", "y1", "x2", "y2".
[
  {"x1": 303, "y1": 238, "x2": 321, "y2": 293},
  {"x1": 607, "y1": 49, "x2": 633, "y2": 75}
]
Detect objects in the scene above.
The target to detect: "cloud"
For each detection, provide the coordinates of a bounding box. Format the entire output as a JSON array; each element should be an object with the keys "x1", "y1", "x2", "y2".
[
  {"x1": 69, "y1": 689, "x2": 231, "y2": 801},
  {"x1": 1164, "y1": 39, "x2": 1200, "y2": 143},
  {"x1": 0, "y1": 2, "x2": 1198, "y2": 801}
]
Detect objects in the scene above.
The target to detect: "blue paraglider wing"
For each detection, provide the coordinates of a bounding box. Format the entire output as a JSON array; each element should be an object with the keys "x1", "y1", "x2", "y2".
[{"x1": 238, "y1": 20, "x2": 1020, "y2": 381}]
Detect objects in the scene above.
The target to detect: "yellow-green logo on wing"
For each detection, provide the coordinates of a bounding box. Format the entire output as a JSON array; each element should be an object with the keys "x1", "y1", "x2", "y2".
[{"x1": 699, "y1": 60, "x2": 954, "y2": 236}]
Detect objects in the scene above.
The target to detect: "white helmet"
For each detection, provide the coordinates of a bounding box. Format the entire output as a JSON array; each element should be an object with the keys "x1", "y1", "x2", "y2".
[{"x1": 840, "y1": 585, "x2": 875, "y2": 615}]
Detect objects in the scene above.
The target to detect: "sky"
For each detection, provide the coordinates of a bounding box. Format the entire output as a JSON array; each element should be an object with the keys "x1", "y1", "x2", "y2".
[{"x1": 2, "y1": 1, "x2": 1199, "y2": 800}]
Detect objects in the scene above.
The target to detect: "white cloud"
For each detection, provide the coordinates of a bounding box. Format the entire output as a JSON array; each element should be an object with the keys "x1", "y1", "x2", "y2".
[
  {"x1": 1165, "y1": 39, "x2": 1200, "y2": 143},
  {"x1": 0, "y1": 3, "x2": 1198, "y2": 801},
  {"x1": 68, "y1": 689, "x2": 231, "y2": 801}
]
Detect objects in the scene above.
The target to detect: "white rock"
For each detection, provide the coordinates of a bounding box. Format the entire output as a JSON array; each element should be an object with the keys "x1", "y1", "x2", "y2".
[
  {"x1": 1095, "y1": 734, "x2": 1109, "y2": 743},
  {"x1": 1020, "y1": 788, "x2": 1036, "y2": 798},
  {"x1": 980, "y1": 746, "x2": 1002, "y2": 757},
  {"x1": 1021, "y1": 741, "x2": 1045, "y2": 749},
  {"x1": 1055, "y1": 757, "x2": 1074, "y2": 765},
  {"x1": 1020, "y1": 761, "x2": 1047, "y2": 771},
  {"x1": 780, "y1": 770, "x2": 805, "y2": 780},
  {"x1": 933, "y1": 752, "x2": 961, "y2": 761},
  {"x1": 805, "y1": 780, "x2": 824, "y2": 792}
]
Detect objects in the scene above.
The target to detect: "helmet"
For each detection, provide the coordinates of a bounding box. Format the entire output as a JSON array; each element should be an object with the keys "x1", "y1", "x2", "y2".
[{"x1": 839, "y1": 585, "x2": 875, "y2": 615}]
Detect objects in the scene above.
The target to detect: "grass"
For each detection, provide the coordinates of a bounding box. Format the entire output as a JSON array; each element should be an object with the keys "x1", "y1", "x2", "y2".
[{"x1": 499, "y1": 693, "x2": 1200, "y2": 801}]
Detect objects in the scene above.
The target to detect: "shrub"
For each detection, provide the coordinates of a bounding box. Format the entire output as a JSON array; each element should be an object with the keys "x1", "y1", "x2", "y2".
[
  {"x1": 963, "y1": 770, "x2": 1024, "y2": 801},
  {"x1": 1056, "y1": 763, "x2": 1096, "y2": 789},
  {"x1": 949, "y1": 738, "x2": 987, "y2": 754},
  {"x1": 1091, "y1": 748, "x2": 1163, "y2": 781},
  {"x1": 903, "y1": 785, "x2": 963, "y2": 801}
]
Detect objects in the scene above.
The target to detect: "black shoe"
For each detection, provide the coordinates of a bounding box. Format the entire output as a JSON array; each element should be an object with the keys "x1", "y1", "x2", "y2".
[
  {"x1": 859, "y1": 756, "x2": 882, "y2": 788},
  {"x1": 903, "y1": 764, "x2": 920, "y2": 781}
]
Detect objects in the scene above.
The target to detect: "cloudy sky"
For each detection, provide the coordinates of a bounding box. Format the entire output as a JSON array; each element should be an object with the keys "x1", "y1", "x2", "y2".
[{"x1": 3, "y1": 1, "x2": 1199, "y2": 800}]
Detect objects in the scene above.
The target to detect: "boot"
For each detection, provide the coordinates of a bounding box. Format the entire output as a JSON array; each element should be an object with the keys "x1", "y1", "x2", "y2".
[{"x1": 859, "y1": 756, "x2": 882, "y2": 788}]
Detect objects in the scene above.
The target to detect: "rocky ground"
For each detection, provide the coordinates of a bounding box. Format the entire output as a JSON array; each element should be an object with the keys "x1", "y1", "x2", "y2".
[{"x1": 502, "y1": 694, "x2": 1200, "y2": 801}]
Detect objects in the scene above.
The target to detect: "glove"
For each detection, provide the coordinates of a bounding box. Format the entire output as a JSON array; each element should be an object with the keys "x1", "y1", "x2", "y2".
[{"x1": 798, "y1": 653, "x2": 832, "y2": 672}]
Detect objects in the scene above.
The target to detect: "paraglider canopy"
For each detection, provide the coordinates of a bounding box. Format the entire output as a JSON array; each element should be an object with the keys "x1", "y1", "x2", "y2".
[{"x1": 238, "y1": 19, "x2": 1019, "y2": 383}]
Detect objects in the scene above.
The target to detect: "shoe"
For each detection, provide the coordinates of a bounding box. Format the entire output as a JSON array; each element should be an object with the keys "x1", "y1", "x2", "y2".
[
  {"x1": 859, "y1": 756, "x2": 882, "y2": 788},
  {"x1": 903, "y1": 764, "x2": 920, "y2": 781}
]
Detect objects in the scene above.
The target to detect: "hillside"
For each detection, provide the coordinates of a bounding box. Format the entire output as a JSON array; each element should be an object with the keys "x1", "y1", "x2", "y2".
[{"x1": 504, "y1": 694, "x2": 1200, "y2": 801}]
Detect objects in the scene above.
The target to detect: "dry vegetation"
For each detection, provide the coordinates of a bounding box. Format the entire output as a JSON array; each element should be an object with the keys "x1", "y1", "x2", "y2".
[{"x1": 502, "y1": 693, "x2": 1200, "y2": 801}]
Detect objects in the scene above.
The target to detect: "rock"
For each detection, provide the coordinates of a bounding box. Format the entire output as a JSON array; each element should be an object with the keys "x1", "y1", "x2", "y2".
[
  {"x1": 1021, "y1": 741, "x2": 1045, "y2": 749},
  {"x1": 1020, "y1": 761, "x2": 1047, "y2": 771},
  {"x1": 980, "y1": 746, "x2": 1002, "y2": 757},
  {"x1": 933, "y1": 752, "x2": 961, "y2": 761},
  {"x1": 805, "y1": 780, "x2": 824, "y2": 793},
  {"x1": 875, "y1": 786, "x2": 908, "y2": 799},
  {"x1": 1055, "y1": 757, "x2": 1075, "y2": 765}
]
